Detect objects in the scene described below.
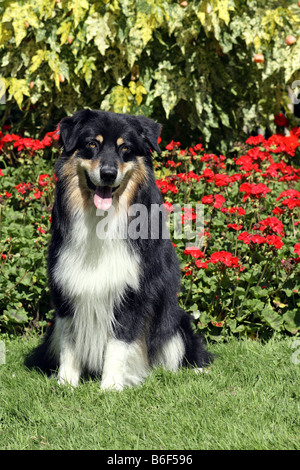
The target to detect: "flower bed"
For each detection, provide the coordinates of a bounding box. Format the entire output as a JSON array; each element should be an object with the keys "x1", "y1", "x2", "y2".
[{"x1": 0, "y1": 125, "x2": 299, "y2": 340}]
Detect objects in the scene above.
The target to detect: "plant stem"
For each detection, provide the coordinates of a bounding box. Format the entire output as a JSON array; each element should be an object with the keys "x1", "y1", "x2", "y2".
[
  {"x1": 231, "y1": 276, "x2": 239, "y2": 310},
  {"x1": 236, "y1": 272, "x2": 253, "y2": 317},
  {"x1": 269, "y1": 267, "x2": 299, "y2": 298},
  {"x1": 292, "y1": 214, "x2": 296, "y2": 238},
  {"x1": 183, "y1": 265, "x2": 196, "y2": 307},
  {"x1": 255, "y1": 259, "x2": 269, "y2": 288}
]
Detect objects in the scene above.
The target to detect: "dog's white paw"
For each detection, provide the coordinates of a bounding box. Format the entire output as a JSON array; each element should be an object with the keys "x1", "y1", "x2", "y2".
[
  {"x1": 194, "y1": 367, "x2": 211, "y2": 375},
  {"x1": 101, "y1": 376, "x2": 124, "y2": 392},
  {"x1": 57, "y1": 368, "x2": 80, "y2": 387}
]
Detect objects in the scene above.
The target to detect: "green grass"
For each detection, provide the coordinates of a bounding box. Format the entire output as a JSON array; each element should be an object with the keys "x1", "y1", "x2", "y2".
[{"x1": 0, "y1": 335, "x2": 299, "y2": 450}]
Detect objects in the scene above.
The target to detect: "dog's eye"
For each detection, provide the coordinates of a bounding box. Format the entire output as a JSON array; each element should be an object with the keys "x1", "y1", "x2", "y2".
[
  {"x1": 120, "y1": 145, "x2": 129, "y2": 152},
  {"x1": 87, "y1": 141, "x2": 97, "y2": 149}
]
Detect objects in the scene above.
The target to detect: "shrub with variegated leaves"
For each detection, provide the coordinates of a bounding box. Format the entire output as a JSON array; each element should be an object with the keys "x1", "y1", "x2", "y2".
[{"x1": 1, "y1": 0, "x2": 300, "y2": 150}]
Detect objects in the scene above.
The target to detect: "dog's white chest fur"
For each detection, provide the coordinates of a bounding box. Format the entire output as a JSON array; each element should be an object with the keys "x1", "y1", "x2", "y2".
[{"x1": 52, "y1": 208, "x2": 140, "y2": 373}]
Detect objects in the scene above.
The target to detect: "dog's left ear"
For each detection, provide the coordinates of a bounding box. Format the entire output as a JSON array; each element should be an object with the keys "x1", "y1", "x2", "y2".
[
  {"x1": 59, "y1": 109, "x2": 91, "y2": 154},
  {"x1": 133, "y1": 115, "x2": 162, "y2": 154}
]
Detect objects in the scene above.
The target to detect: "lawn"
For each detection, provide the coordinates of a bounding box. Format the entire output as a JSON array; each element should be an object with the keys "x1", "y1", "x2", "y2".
[{"x1": 0, "y1": 335, "x2": 299, "y2": 450}]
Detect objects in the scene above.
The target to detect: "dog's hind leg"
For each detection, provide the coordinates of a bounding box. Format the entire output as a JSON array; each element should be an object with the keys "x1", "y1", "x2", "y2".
[
  {"x1": 152, "y1": 311, "x2": 213, "y2": 372},
  {"x1": 154, "y1": 332, "x2": 185, "y2": 372}
]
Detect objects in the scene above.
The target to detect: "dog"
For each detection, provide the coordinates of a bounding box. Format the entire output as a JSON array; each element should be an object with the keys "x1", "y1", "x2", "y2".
[{"x1": 26, "y1": 109, "x2": 212, "y2": 389}]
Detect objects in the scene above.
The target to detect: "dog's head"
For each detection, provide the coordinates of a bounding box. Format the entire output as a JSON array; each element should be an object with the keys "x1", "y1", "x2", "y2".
[{"x1": 58, "y1": 109, "x2": 161, "y2": 211}]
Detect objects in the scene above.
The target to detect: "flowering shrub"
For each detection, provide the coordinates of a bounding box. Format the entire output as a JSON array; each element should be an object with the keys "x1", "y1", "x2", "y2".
[
  {"x1": 155, "y1": 126, "x2": 300, "y2": 341},
  {"x1": 0, "y1": 128, "x2": 59, "y2": 332},
  {"x1": 0, "y1": 122, "x2": 300, "y2": 340}
]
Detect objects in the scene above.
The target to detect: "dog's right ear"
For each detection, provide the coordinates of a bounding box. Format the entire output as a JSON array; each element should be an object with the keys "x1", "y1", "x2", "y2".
[{"x1": 58, "y1": 115, "x2": 79, "y2": 154}]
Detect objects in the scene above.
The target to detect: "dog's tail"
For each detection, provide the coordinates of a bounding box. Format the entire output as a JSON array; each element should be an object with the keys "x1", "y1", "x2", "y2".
[{"x1": 24, "y1": 323, "x2": 58, "y2": 374}]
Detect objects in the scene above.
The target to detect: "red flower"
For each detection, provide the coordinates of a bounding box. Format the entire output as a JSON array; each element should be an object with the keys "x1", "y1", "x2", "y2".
[
  {"x1": 202, "y1": 168, "x2": 215, "y2": 182},
  {"x1": 183, "y1": 264, "x2": 192, "y2": 276},
  {"x1": 265, "y1": 134, "x2": 300, "y2": 156},
  {"x1": 238, "y1": 231, "x2": 252, "y2": 244},
  {"x1": 1, "y1": 253, "x2": 6, "y2": 260},
  {"x1": 266, "y1": 235, "x2": 284, "y2": 249},
  {"x1": 274, "y1": 113, "x2": 289, "y2": 127},
  {"x1": 14, "y1": 182, "x2": 32, "y2": 194},
  {"x1": 209, "y1": 251, "x2": 240, "y2": 268},
  {"x1": 184, "y1": 246, "x2": 205, "y2": 259},
  {"x1": 259, "y1": 216, "x2": 284, "y2": 237},
  {"x1": 245, "y1": 134, "x2": 266, "y2": 146},
  {"x1": 214, "y1": 194, "x2": 226, "y2": 208},
  {"x1": 276, "y1": 189, "x2": 300, "y2": 200},
  {"x1": 273, "y1": 207, "x2": 285, "y2": 215},
  {"x1": 193, "y1": 143, "x2": 203, "y2": 152},
  {"x1": 5, "y1": 191, "x2": 12, "y2": 198},
  {"x1": 156, "y1": 179, "x2": 178, "y2": 194},
  {"x1": 294, "y1": 243, "x2": 300, "y2": 256},
  {"x1": 201, "y1": 195, "x2": 214, "y2": 205},
  {"x1": 195, "y1": 260, "x2": 209, "y2": 269},
  {"x1": 239, "y1": 182, "x2": 271, "y2": 202},
  {"x1": 165, "y1": 140, "x2": 181, "y2": 150},
  {"x1": 34, "y1": 191, "x2": 43, "y2": 199},
  {"x1": 182, "y1": 207, "x2": 197, "y2": 223},
  {"x1": 250, "y1": 234, "x2": 266, "y2": 244},
  {"x1": 281, "y1": 198, "x2": 300, "y2": 210},
  {"x1": 221, "y1": 206, "x2": 246, "y2": 216},
  {"x1": 36, "y1": 226, "x2": 46, "y2": 234},
  {"x1": 211, "y1": 321, "x2": 224, "y2": 327},
  {"x1": 189, "y1": 147, "x2": 197, "y2": 156},
  {"x1": 163, "y1": 201, "x2": 174, "y2": 212},
  {"x1": 214, "y1": 174, "x2": 229, "y2": 187},
  {"x1": 38, "y1": 174, "x2": 50, "y2": 187},
  {"x1": 0, "y1": 169, "x2": 3, "y2": 177},
  {"x1": 228, "y1": 223, "x2": 243, "y2": 231},
  {"x1": 1, "y1": 133, "x2": 20, "y2": 143},
  {"x1": 201, "y1": 194, "x2": 225, "y2": 208}
]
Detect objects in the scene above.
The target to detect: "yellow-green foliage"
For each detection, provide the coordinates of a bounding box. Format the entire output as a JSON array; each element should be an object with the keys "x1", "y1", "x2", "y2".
[{"x1": 1, "y1": 0, "x2": 300, "y2": 150}]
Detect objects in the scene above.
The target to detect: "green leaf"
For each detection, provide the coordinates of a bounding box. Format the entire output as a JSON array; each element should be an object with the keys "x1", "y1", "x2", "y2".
[
  {"x1": 109, "y1": 85, "x2": 132, "y2": 113},
  {"x1": 261, "y1": 303, "x2": 283, "y2": 331},
  {"x1": 282, "y1": 310, "x2": 300, "y2": 334},
  {"x1": 57, "y1": 21, "x2": 72, "y2": 46},
  {"x1": 5, "y1": 307, "x2": 28, "y2": 324},
  {"x1": 86, "y1": 12, "x2": 111, "y2": 55},
  {"x1": 8, "y1": 78, "x2": 30, "y2": 108},
  {"x1": 67, "y1": 0, "x2": 89, "y2": 28},
  {"x1": 29, "y1": 50, "x2": 45, "y2": 74}
]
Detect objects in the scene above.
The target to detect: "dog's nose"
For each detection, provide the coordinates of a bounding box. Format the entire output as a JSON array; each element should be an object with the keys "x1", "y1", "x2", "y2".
[{"x1": 100, "y1": 166, "x2": 117, "y2": 185}]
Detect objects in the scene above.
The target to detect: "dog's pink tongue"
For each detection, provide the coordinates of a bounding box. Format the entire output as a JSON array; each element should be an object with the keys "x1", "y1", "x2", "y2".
[{"x1": 94, "y1": 187, "x2": 113, "y2": 210}]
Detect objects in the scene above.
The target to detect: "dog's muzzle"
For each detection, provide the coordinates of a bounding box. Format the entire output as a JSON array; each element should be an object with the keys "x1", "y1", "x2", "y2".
[{"x1": 85, "y1": 168, "x2": 121, "y2": 211}]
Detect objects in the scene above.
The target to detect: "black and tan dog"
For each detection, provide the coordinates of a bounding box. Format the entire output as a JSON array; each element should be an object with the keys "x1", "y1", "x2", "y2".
[{"x1": 26, "y1": 109, "x2": 212, "y2": 389}]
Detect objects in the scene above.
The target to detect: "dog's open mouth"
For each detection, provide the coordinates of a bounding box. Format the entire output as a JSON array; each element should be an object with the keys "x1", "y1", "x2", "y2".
[{"x1": 85, "y1": 172, "x2": 120, "y2": 210}]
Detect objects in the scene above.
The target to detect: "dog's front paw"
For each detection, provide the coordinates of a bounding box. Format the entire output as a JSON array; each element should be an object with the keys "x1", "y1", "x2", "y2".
[
  {"x1": 57, "y1": 367, "x2": 80, "y2": 388},
  {"x1": 101, "y1": 375, "x2": 124, "y2": 392}
]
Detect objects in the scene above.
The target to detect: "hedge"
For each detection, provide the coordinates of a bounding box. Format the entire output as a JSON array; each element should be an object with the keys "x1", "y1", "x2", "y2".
[{"x1": 1, "y1": 0, "x2": 300, "y2": 150}]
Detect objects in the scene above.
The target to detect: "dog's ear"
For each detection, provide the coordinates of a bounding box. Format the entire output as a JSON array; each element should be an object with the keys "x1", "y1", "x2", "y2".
[
  {"x1": 133, "y1": 115, "x2": 162, "y2": 154},
  {"x1": 58, "y1": 115, "x2": 79, "y2": 154}
]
